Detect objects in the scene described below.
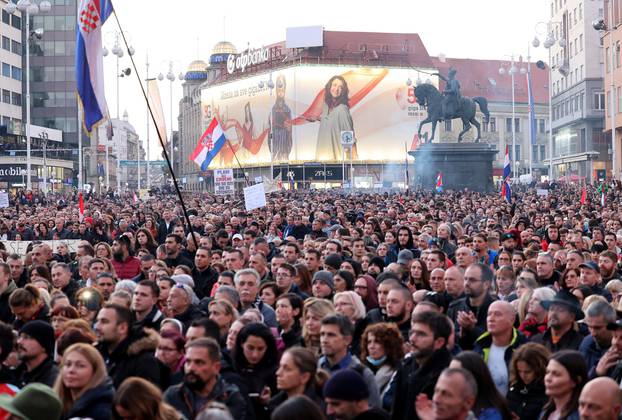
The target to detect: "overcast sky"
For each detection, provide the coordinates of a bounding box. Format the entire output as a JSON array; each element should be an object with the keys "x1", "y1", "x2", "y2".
[{"x1": 103, "y1": 0, "x2": 551, "y2": 159}]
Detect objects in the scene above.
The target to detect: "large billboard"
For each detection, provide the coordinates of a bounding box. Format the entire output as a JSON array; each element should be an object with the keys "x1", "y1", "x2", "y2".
[{"x1": 200, "y1": 66, "x2": 436, "y2": 168}]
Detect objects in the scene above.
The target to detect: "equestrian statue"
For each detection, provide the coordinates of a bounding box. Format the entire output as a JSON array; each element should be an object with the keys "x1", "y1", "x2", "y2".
[{"x1": 414, "y1": 68, "x2": 490, "y2": 143}]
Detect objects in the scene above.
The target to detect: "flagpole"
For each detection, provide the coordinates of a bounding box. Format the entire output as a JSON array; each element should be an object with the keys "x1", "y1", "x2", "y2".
[
  {"x1": 527, "y1": 43, "x2": 533, "y2": 177},
  {"x1": 145, "y1": 52, "x2": 150, "y2": 191},
  {"x1": 110, "y1": 8, "x2": 198, "y2": 251}
]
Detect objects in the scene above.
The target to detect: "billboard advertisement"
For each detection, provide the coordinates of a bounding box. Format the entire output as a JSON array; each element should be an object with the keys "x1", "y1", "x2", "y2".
[{"x1": 200, "y1": 66, "x2": 436, "y2": 168}]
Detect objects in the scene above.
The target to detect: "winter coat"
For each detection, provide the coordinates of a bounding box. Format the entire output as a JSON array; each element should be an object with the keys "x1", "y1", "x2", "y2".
[
  {"x1": 164, "y1": 376, "x2": 249, "y2": 420},
  {"x1": 0, "y1": 281, "x2": 17, "y2": 324},
  {"x1": 473, "y1": 328, "x2": 527, "y2": 366},
  {"x1": 391, "y1": 348, "x2": 452, "y2": 420},
  {"x1": 15, "y1": 356, "x2": 59, "y2": 388},
  {"x1": 62, "y1": 378, "x2": 114, "y2": 420},
  {"x1": 447, "y1": 294, "x2": 496, "y2": 350},
  {"x1": 507, "y1": 380, "x2": 547, "y2": 420},
  {"x1": 531, "y1": 327, "x2": 584, "y2": 353},
  {"x1": 97, "y1": 327, "x2": 161, "y2": 388}
]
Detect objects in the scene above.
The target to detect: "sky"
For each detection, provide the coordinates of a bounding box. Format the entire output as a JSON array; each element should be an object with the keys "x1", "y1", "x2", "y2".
[{"x1": 103, "y1": 0, "x2": 551, "y2": 159}]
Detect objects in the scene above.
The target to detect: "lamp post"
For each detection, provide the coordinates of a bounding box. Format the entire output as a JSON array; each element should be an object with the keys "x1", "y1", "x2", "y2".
[
  {"x1": 3, "y1": 0, "x2": 51, "y2": 192},
  {"x1": 499, "y1": 57, "x2": 518, "y2": 178},
  {"x1": 593, "y1": 4, "x2": 618, "y2": 180},
  {"x1": 158, "y1": 61, "x2": 184, "y2": 175}
]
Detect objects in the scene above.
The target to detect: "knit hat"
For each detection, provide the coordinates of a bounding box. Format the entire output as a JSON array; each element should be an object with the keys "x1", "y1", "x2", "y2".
[
  {"x1": 324, "y1": 253, "x2": 343, "y2": 270},
  {"x1": 19, "y1": 321, "x2": 55, "y2": 356},
  {"x1": 397, "y1": 249, "x2": 414, "y2": 265},
  {"x1": 323, "y1": 369, "x2": 369, "y2": 401},
  {"x1": 0, "y1": 383, "x2": 62, "y2": 420},
  {"x1": 312, "y1": 270, "x2": 334, "y2": 290}
]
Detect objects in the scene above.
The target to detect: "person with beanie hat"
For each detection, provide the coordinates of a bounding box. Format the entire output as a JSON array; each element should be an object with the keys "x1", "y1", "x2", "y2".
[
  {"x1": 324, "y1": 370, "x2": 389, "y2": 420},
  {"x1": 15, "y1": 320, "x2": 59, "y2": 388},
  {"x1": 324, "y1": 253, "x2": 343, "y2": 273},
  {"x1": 312, "y1": 270, "x2": 334, "y2": 299}
]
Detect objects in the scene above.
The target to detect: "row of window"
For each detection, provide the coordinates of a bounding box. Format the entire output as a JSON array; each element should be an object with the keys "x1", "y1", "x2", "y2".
[
  {"x1": 30, "y1": 66, "x2": 76, "y2": 83},
  {"x1": 1, "y1": 89, "x2": 21, "y2": 106},
  {"x1": 552, "y1": 92, "x2": 601, "y2": 121},
  {"x1": 1, "y1": 62, "x2": 21, "y2": 81},
  {"x1": 551, "y1": 1, "x2": 583, "y2": 23},
  {"x1": 446, "y1": 117, "x2": 547, "y2": 134},
  {"x1": 32, "y1": 117, "x2": 77, "y2": 134},
  {"x1": 32, "y1": 91, "x2": 76, "y2": 108},
  {"x1": 1, "y1": 36, "x2": 21, "y2": 56},
  {"x1": 30, "y1": 40, "x2": 76, "y2": 58},
  {"x1": 1, "y1": 10, "x2": 21, "y2": 30},
  {"x1": 31, "y1": 15, "x2": 77, "y2": 32},
  {"x1": 553, "y1": 65, "x2": 585, "y2": 96}
]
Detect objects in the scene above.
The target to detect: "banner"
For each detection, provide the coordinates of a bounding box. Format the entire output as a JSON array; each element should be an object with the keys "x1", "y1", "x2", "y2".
[
  {"x1": 201, "y1": 66, "x2": 435, "y2": 167},
  {"x1": 2, "y1": 240, "x2": 81, "y2": 256},
  {"x1": 147, "y1": 79, "x2": 168, "y2": 148}
]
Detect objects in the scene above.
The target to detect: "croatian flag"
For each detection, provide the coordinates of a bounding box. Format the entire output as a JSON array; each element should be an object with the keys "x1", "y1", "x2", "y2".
[
  {"x1": 78, "y1": 192, "x2": 84, "y2": 221},
  {"x1": 436, "y1": 172, "x2": 443, "y2": 193},
  {"x1": 76, "y1": 0, "x2": 113, "y2": 133},
  {"x1": 501, "y1": 146, "x2": 511, "y2": 202},
  {"x1": 190, "y1": 118, "x2": 227, "y2": 171}
]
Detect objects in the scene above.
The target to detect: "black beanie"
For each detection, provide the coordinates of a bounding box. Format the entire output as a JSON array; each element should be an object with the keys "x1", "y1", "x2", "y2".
[
  {"x1": 20, "y1": 320, "x2": 55, "y2": 356},
  {"x1": 323, "y1": 370, "x2": 369, "y2": 401}
]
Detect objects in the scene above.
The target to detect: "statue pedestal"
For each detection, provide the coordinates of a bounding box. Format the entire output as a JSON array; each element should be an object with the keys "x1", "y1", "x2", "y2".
[{"x1": 409, "y1": 143, "x2": 498, "y2": 192}]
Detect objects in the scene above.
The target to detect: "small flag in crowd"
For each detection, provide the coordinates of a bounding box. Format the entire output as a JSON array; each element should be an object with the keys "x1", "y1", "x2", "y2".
[
  {"x1": 436, "y1": 172, "x2": 443, "y2": 193},
  {"x1": 598, "y1": 183, "x2": 607, "y2": 206},
  {"x1": 190, "y1": 118, "x2": 226, "y2": 171},
  {"x1": 133, "y1": 192, "x2": 138, "y2": 203},
  {"x1": 580, "y1": 185, "x2": 587, "y2": 205},
  {"x1": 78, "y1": 192, "x2": 84, "y2": 221},
  {"x1": 501, "y1": 146, "x2": 511, "y2": 202}
]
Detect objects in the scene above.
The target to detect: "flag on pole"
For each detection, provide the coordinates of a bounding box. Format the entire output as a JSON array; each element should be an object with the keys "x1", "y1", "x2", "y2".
[
  {"x1": 76, "y1": 0, "x2": 113, "y2": 133},
  {"x1": 598, "y1": 183, "x2": 607, "y2": 206},
  {"x1": 436, "y1": 172, "x2": 443, "y2": 193},
  {"x1": 527, "y1": 69, "x2": 537, "y2": 145},
  {"x1": 580, "y1": 184, "x2": 587, "y2": 205},
  {"x1": 501, "y1": 145, "x2": 512, "y2": 202},
  {"x1": 190, "y1": 118, "x2": 227, "y2": 171},
  {"x1": 147, "y1": 79, "x2": 168, "y2": 147},
  {"x1": 78, "y1": 192, "x2": 84, "y2": 221}
]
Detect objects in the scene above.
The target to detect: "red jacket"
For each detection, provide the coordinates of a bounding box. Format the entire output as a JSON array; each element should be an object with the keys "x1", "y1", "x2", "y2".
[{"x1": 112, "y1": 256, "x2": 141, "y2": 280}]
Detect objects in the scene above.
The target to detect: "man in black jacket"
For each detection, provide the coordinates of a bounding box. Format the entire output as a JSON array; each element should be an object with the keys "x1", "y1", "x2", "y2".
[
  {"x1": 447, "y1": 263, "x2": 496, "y2": 350},
  {"x1": 192, "y1": 247, "x2": 218, "y2": 299},
  {"x1": 532, "y1": 290, "x2": 584, "y2": 352},
  {"x1": 131, "y1": 280, "x2": 163, "y2": 331},
  {"x1": 391, "y1": 311, "x2": 453, "y2": 420},
  {"x1": 15, "y1": 320, "x2": 58, "y2": 388},
  {"x1": 164, "y1": 337, "x2": 248, "y2": 420},
  {"x1": 95, "y1": 303, "x2": 161, "y2": 388}
]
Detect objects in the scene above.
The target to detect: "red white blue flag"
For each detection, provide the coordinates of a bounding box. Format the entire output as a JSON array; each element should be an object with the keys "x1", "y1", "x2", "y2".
[
  {"x1": 501, "y1": 145, "x2": 511, "y2": 202},
  {"x1": 76, "y1": 0, "x2": 113, "y2": 132},
  {"x1": 436, "y1": 172, "x2": 443, "y2": 193},
  {"x1": 190, "y1": 118, "x2": 226, "y2": 171}
]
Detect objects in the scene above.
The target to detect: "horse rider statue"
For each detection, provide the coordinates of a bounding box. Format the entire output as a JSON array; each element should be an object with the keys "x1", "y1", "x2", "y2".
[{"x1": 436, "y1": 67, "x2": 461, "y2": 119}]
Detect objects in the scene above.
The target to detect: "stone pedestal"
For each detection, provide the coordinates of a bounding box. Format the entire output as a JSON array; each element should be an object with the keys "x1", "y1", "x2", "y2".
[{"x1": 409, "y1": 143, "x2": 498, "y2": 192}]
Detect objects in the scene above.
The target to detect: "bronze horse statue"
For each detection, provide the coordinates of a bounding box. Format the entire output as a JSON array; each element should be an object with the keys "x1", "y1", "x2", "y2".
[{"x1": 414, "y1": 83, "x2": 490, "y2": 143}]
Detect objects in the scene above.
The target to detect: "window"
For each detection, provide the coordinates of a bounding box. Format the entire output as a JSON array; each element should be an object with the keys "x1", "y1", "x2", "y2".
[
  {"x1": 11, "y1": 92, "x2": 21, "y2": 106},
  {"x1": 483, "y1": 120, "x2": 489, "y2": 132},
  {"x1": 619, "y1": 87, "x2": 622, "y2": 113},
  {"x1": 11, "y1": 40, "x2": 20, "y2": 56},
  {"x1": 2, "y1": 10, "x2": 10, "y2": 25},
  {"x1": 533, "y1": 146, "x2": 539, "y2": 162},
  {"x1": 1, "y1": 89, "x2": 9, "y2": 104},
  {"x1": 1, "y1": 62, "x2": 9, "y2": 78},
  {"x1": 11, "y1": 66, "x2": 21, "y2": 81},
  {"x1": 579, "y1": 4, "x2": 582, "y2": 20},
  {"x1": 509, "y1": 145, "x2": 521, "y2": 161},
  {"x1": 617, "y1": 42, "x2": 621, "y2": 68},
  {"x1": 539, "y1": 119, "x2": 546, "y2": 133},
  {"x1": 445, "y1": 120, "x2": 452, "y2": 132},
  {"x1": 10, "y1": 14, "x2": 20, "y2": 30},
  {"x1": 489, "y1": 117, "x2": 496, "y2": 132},
  {"x1": 506, "y1": 117, "x2": 513, "y2": 133},
  {"x1": 595, "y1": 92, "x2": 606, "y2": 110},
  {"x1": 580, "y1": 34, "x2": 583, "y2": 51},
  {"x1": 1, "y1": 36, "x2": 9, "y2": 51},
  {"x1": 514, "y1": 117, "x2": 520, "y2": 132}
]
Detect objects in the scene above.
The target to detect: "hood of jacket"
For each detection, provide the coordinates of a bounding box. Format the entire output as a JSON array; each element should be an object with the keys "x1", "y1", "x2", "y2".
[{"x1": 126, "y1": 327, "x2": 159, "y2": 357}]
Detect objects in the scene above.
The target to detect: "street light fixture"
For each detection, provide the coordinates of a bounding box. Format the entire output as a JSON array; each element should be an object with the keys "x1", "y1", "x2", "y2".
[
  {"x1": 158, "y1": 61, "x2": 184, "y2": 173},
  {"x1": 3, "y1": 0, "x2": 51, "y2": 192},
  {"x1": 499, "y1": 57, "x2": 519, "y2": 179}
]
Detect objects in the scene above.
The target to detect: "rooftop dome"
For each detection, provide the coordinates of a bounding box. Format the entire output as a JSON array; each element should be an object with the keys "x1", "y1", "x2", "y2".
[
  {"x1": 212, "y1": 41, "x2": 237, "y2": 55},
  {"x1": 186, "y1": 60, "x2": 208, "y2": 73}
]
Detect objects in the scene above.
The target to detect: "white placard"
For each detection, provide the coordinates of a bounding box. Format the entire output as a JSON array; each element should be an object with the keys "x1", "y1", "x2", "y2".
[
  {"x1": 214, "y1": 169, "x2": 234, "y2": 196},
  {"x1": 536, "y1": 189, "x2": 549, "y2": 196},
  {"x1": 0, "y1": 193, "x2": 9, "y2": 208},
  {"x1": 244, "y1": 183, "x2": 266, "y2": 211},
  {"x1": 1, "y1": 239, "x2": 81, "y2": 256}
]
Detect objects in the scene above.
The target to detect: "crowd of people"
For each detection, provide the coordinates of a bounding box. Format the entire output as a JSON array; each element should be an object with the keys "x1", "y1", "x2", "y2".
[{"x1": 0, "y1": 182, "x2": 620, "y2": 419}]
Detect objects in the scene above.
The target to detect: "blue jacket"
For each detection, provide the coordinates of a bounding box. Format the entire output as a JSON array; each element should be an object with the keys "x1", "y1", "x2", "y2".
[
  {"x1": 580, "y1": 334, "x2": 609, "y2": 378},
  {"x1": 63, "y1": 378, "x2": 114, "y2": 420}
]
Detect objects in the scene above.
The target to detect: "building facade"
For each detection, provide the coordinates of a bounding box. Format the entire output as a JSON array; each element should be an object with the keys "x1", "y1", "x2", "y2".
[
  {"x1": 603, "y1": 0, "x2": 622, "y2": 179},
  {"x1": 1, "y1": 0, "x2": 22, "y2": 135},
  {"x1": 550, "y1": 0, "x2": 608, "y2": 181}
]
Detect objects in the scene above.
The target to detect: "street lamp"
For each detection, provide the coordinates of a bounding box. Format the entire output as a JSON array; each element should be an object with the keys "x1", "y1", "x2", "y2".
[
  {"x1": 158, "y1": 61, "x2": 184, "y2": 172},
  {"x1": 3, "y1": 0, "x2": 52, "y2": 192},
  {"x1": 593, "y1": 4, "x2": 618, "y2": 180},
  {"x1": 532, "y1": 21, "x2": 565, "y2": 181},
  {"x1": 499, "y1": 57, "x2": 521, "y2": 178}
]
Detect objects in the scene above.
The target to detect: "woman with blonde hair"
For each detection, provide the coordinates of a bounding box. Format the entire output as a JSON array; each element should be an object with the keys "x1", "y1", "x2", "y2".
[
  {"x1": 94, "y1": 242, "x2": 113, "y2": 260},
  {"x1": 114, "y1": 377, "x2": 180, "y2": 420},
  {"x1": 302, "y1": 298, "x2": 335, "y2": 356},
  {"x1": 208, "y1": 299, "x2": 239, "y2": 343},
  {"x1": 54, "y1": 343, "x2": 114, "y2": 420}
]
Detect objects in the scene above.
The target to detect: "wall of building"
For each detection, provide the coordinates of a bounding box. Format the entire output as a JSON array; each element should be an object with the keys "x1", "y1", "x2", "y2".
[{"x1": 0, "y1": 0, "x2": 23, "y2": 131}]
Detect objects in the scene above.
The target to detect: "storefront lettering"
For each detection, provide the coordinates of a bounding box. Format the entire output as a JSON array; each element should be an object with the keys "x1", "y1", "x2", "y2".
[{"x1": 227, "y1": 47, "x2": 270, "y2": 74}]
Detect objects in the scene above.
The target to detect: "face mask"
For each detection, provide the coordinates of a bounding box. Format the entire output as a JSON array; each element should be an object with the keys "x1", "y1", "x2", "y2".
[{"x1": 366, "y1": 355, "x2": 387, "y2": 367}]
